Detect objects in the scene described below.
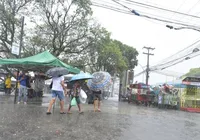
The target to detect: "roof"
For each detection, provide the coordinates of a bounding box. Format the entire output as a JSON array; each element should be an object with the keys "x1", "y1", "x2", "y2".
[{"x1": 0, "y1": 51, "x2": 80, "y2": 74}]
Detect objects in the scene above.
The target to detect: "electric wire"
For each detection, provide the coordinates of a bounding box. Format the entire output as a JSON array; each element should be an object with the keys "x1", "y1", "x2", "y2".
[
  {"x1": 185, "y1": 0, "x2": 200, "y2": 14},
  {"x1": 134, "y1": 41, "x2": 200, "y2": 77},
  {"x1": 122, "y1": 0, "x2": 200, "y2": 19},
  {"x1": 150, "y1": 39, "x2": 200, "y2": 68},
  {"x1": 151, "y1": 52, "x2": 200, "y2": 71},
  {"x1": 170, "y1": 0, "x2": 187, "y2": 19},
  {"x1": 92, "y1": 0, "x2": 200, "y2": 29},
  {"x1": 119, "y1": 0, "x2": 200, "y2": 27}
]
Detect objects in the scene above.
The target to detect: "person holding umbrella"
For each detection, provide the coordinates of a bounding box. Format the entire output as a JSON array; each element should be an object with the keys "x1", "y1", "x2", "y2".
[
  {"x1": 67, "y1": 72, "x2": 93, "y2": 114},
  {"x1": 46, "y1": 67, "x2": 69, "y2": 115},
  {"x1": 92, "y1": 89, "x2": 102, "y2": 112},
  {"x1": 67, "y1": 80, "x2": 83, "y2": 114},
  {"x1": 46, "y1": 74, "x2": 67, "y2": 114},
  {"x1": 87, "y1": 71, "x2": 112, "y2": 112}
]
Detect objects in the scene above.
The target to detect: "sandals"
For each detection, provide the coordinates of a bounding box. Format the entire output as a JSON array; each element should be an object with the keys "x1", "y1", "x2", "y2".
[
  {"x1": 46, "y1": 112, "x2": 52, "y2": 115},
  {"x1": 60, "y1": 112, "x2": 66, "y2": 114},
  {"x1": 79, "y1": 111, "x2": 84, "y2": 114},
  {"x1": 46, "y1": 112, "x2": 66, "y2": 115},
  {"x1": 67, "y1": 111, "x2": 72, "y2": 114}
]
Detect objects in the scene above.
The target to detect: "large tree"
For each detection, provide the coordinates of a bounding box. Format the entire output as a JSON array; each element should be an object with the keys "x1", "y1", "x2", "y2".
[
  {"x1": 84, "y1": 29, "x2": 138, "y2": 75},
  {"x1": 113, "y1": 40, "x2": 138, "y2": 69},
  {"x1": 28, "y1": 0, "x2": 100, "y2": 58},
  {"x1": 0, "y1": 0, "x2": 32, "y2": 58}
]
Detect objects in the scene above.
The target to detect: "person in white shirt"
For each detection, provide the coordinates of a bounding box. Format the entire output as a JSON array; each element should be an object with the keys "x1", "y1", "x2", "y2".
[{"x1": 46, "y1": 75, "x2": 67, "y2": 114}]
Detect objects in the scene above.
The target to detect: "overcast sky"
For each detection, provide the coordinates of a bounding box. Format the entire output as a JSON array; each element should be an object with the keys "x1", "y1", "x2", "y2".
[{"x1": 91, "y1": 0, "x2": 200, "y2": 84}]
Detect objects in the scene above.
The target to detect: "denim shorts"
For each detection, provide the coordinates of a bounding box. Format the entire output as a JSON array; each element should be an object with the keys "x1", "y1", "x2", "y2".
[{"x1": 52, "y1": 90, "x2": 64, "y2": 101}]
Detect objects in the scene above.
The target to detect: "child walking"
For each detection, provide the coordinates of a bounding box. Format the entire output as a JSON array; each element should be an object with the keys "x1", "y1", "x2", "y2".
[{"x1": 67, "y1": 81, "x2": 83, "y2": 114}]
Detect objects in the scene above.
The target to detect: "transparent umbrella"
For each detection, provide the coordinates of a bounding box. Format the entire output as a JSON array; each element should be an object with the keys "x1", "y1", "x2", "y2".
[{"x1": 46, "y1": 67, "x2": 69, "y2": 77}]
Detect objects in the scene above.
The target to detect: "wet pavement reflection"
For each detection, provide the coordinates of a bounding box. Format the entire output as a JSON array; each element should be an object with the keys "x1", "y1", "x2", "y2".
[{"x1": 0, "y1": 94, "x2": 200, "y2": 140}]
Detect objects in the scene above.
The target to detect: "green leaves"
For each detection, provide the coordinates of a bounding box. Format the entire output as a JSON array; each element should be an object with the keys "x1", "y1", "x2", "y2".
[
  {"x1": 183, "y1": 68, "x2": 200, "y2": 77},
  {"x1": 86, "y1": 29, "x2": 138, "y2": 75}
]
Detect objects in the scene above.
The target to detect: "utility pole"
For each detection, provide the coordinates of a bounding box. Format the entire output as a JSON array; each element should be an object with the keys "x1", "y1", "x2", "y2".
[
  {"x1": 14, "y1": 16, "x2": 24, "y2": 103},
  {"x1": 19, "y1": 16, "x2": 24, "y2": 58},
  {"x1": 143, "y1": 46, "x2": 155, "y2": 85}
]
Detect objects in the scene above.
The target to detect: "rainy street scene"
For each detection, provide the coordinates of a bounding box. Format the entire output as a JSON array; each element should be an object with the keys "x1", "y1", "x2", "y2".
[{"x1": 1, "y1": 0, "x2": 200, "y2": 140}]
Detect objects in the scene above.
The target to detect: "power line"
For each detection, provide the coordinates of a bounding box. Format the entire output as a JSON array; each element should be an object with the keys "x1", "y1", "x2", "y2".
[
  {"x1": 134, "y1": 41, "x2": 200, "y2": 77},
  {"x1": 152, "y1": 38, "x2": 200, "y2": 65},
  {"x1": 170, "y1": 0, "x2": 187, "y2": 19},
  {"x1": 119, "y1": 0, "x2": 200, "y2": 27},
  {"x1": 122, "y1": 0, "x2": 200, "y2": 19},
  {"x1": 152, "y1": 70, "x2": 183, "y2": 77},
  {"x1": 134, "y1": 50, "x2": 200, "y2": 77},
  {"x1": 111, "y1": 0, "x2": 132, "y2": 11},
  {"x1": 92, "y1": 3, "x2": 132, "y2": 15},
  {"x1": 92, "y1": 0, "x2": 200, "y2": 28},
  {"x1": 185, "y1": 0, "x2": 200, "y2": 14},
  {"x1": 151, "y1": 52, "x2": 200, "y2": 71},
  {"x1": 150, "y1": 45, "x2": 200, "y2": 70},
  {"x1": 103, "y1": 0, "x2": 200, "y2": 28},
  {"x1": 135, "y1": 50, "x2": 200, "y2": 77},
  {"x1": 150, "y1": 39, "x2": 200, "y2": 69},
  {"x1": 184, "y1": 0, "x2": 200, "y2": 27},
  {"x1": 92, "y1": 1, "x2": 200, "y2": 28}
]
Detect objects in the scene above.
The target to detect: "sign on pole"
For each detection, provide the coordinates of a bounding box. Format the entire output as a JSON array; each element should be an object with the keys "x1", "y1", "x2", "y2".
[{"x1": 11, "y1": 45, "x2": 19, "y2": 55}]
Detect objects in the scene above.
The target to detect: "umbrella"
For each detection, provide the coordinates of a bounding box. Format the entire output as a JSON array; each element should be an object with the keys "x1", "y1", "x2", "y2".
[
  {"x1": 87, "y1": 71, "x2": 112, "y2": 91},
  {"x1": 46, "y1": 67, "x2": 69, "y2": 77},
  {"x1": 70, "y1": 71, "x2": 93, "y2": 82}
]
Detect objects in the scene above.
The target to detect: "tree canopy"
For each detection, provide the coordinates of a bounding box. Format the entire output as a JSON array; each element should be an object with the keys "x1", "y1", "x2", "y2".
[
  {"x1": 0, "y1": 0, "x2": 138, "y2": 76},
  {"x1": 183, "y1": 68, "x2": 200, "y2": 77}
]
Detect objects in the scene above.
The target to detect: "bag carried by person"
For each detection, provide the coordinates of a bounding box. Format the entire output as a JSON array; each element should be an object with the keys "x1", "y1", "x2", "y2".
[
  {"x1": 80, "y1": 89, "x2": 87, "y2": 104},
  {"x1": 49, "y1": 81, "x2": 53, "y2": 89},
  {"x1": 26, "y1": 76, "x2": 31, "y2": 88},
  {"x1": 71, "y1": 97, "x2": 77, "y2": 106}
]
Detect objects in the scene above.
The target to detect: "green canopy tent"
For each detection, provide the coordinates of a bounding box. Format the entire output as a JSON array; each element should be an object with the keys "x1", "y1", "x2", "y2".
[
  {"x1": 0, "y1": 51, "x2": 80, "y2": 103},
  {"x1": 0, "y1": 51, "x2": 80, "y2": 74}
]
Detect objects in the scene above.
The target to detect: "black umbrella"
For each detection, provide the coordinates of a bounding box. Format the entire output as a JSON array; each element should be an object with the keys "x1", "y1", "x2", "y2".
[{"x1": 46, "y1": 67, "x2": 69, "y2": 77}]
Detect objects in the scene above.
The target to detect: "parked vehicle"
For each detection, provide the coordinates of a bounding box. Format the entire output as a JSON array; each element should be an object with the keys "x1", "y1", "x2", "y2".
[{"x1": 128, "y1": 83, "x2": 155, "y2": 106}]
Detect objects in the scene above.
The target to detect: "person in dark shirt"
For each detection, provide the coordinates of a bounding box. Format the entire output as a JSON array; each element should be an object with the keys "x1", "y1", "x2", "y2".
[
  {"x1": 92, "y1": 90, "x2": 102, "y2": 112},
  {"x1": 17, "y1": 72, "x2": 28, "y2": 104}
]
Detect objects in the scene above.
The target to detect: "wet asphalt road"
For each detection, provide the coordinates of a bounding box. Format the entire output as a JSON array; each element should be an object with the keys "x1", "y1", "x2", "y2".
[{"x1": 0, "y1": 94, "x2": 200, "y2": 140}]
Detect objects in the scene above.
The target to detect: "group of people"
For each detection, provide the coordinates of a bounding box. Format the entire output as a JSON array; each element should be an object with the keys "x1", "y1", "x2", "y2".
[
  {"x1": 4, "y1": 72, "x2": 103, "y2": 113},
  {"x1": 46, "y1": 75, "x2": 102, "y2": 115},
  {"x1": 4, "y1": 71, "x2": 38, "y2": 104}
]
